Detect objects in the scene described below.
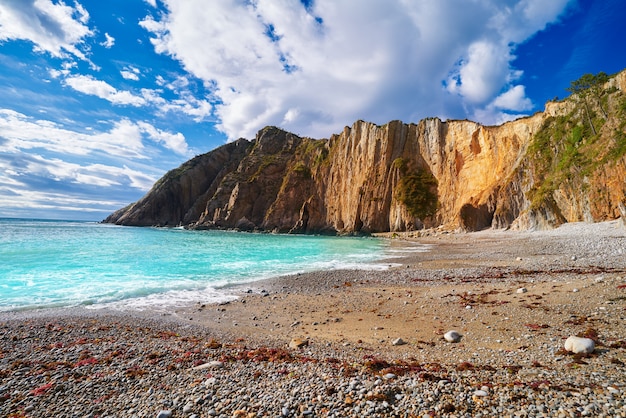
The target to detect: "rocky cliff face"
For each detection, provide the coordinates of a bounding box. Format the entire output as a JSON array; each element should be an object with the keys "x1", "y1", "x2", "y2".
[{"x1": 104, "y1": 71, "x2": 626, "y2": 233}]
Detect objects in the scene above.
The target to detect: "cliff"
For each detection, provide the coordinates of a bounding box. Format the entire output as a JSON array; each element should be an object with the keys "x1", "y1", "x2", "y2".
[{"x1": 104, "y1": 70, "x2": 626, "y2": 234}]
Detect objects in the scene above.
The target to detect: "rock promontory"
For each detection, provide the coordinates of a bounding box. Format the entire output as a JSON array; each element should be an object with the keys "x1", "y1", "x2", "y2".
[{"x1": 104, "y1": 71, "x2": 626, "y2": 234}]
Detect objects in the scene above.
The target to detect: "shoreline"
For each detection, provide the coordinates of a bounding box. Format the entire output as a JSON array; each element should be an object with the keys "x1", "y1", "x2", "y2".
[{"x1": 2, "y1": 220, "x2": 626, "y2": 416}]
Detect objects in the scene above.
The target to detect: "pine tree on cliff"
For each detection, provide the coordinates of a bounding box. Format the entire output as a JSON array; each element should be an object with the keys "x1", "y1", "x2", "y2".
[{"x1": 566, "y1": 71, "x2": 610, "y2": 135}]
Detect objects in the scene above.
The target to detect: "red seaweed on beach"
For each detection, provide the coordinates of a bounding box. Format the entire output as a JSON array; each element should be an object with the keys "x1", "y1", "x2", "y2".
[
  {"x1": 31, "y1": 382, "x2": 54, "y2": 396},
  {"x1": 74, "y1": 357, "x2": 98, "y2": 368}
]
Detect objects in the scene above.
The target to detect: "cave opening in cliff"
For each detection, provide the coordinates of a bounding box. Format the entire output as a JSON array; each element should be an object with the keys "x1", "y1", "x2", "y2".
[{"x1": 459, "y1": 203, "x2": 494, "y2": 232}]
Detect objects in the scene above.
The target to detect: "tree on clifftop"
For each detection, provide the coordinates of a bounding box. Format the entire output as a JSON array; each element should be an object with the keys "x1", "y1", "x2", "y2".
[{"x1": 566, "y1": 72, "x2": 610, "y2": 135}]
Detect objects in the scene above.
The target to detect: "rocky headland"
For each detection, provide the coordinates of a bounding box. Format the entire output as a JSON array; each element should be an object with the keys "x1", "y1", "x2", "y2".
[{"x1": 105, "y1": 70, "x2": 626, "y2": 235}]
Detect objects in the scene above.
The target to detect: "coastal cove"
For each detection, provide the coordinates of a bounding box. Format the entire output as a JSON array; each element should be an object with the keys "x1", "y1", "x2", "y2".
[
  {"x1": 1, "y1": 220, "x2": 625, "y2": 416},
  {"x1": 0, "y1": 218, "x2": 398, "y2": 312}
]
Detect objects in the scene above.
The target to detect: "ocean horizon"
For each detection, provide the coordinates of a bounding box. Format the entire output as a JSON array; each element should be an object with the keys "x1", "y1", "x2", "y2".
[{"x1": 0, "y1": 218, "x2": 415, "y2": 312}]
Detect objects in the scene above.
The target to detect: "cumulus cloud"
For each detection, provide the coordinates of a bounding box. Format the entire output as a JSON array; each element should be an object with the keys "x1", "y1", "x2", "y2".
[
  {"x1": 492, "y1": 85, "x2": 533, "y2": 112},
  {"x1": 140, "y1": 0, "x2": 572, "y2": 139},
  {"x1": 0, "y1": 0, "x2": 93, "y2": 60}
]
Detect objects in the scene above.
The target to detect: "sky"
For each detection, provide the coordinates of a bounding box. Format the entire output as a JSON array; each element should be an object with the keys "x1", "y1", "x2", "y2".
[{"x1": 1, "y1": 0, "x2": 625, "y2": 221}]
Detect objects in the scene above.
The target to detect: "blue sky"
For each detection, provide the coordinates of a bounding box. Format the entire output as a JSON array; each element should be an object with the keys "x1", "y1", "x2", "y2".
[{"x1": 0, "y1": 0, "x2": 625, "y2": 221}]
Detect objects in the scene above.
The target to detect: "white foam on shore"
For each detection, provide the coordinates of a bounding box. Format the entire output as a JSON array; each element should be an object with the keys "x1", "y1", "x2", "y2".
[
  {"x1": 88, "y1": 285, "x2": 239, "y2": 312},
  {"x1": 88, "y1": 257, "x2": 396, "y2": 313}
]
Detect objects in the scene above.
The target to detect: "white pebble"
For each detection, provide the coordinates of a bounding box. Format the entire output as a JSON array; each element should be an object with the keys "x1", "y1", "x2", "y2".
[
  {"x1": 564, "y1": 336, "x2": 595, "y2": 354},
  {"x1": 517, "y1": 287, "x2": 527, "y2": 294},
  {"x1": 391, "y1": 338, "x2": 407, "y2": 346},
  {"x1": 444, "y1": 330, "x2": 461, "y2": 343}
]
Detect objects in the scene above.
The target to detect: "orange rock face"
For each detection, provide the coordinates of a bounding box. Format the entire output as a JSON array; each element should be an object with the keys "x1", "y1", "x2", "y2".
[{"x1": 105, "y1": 72, "x2": 626, "y2": 233}]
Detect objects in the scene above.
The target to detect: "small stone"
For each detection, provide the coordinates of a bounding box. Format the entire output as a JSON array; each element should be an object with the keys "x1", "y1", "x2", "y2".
[
  {"x1": 192, "y1": 360, "x2": 224, "y2": 371},
  {"x1": 183, "y1": 403, "x2": 194, "y2": 414},
  {"x1": 517, "y1": 287, "x2": 527, "y2": 294},
  {"x1": 571, "y1": 255, "x2": 577, "y2": 261},
  {"x1": 564, "y1": 336, "x2": 595, "y2": 354},
  {"x1": 156, "y1": 411, "x2": 172, "y2": 418},
  {"x1": 572, "y1": 288, "x2": 579, "y2": 293},
  {"x1": 473, "y1": 390, "x2": 489, "y2": 397},
  {"x1": 391, "y1": 338, "x2": 406, "y2": 346},
  {"x1": 383, "y1": 373, "x2": 396, "y2": 380},
  {"x1": 289, "y1": 338, "x2": 308, "y2": 349},
  {"x1": 444, "y1": 330, "x2": 461, "y2": 343}
]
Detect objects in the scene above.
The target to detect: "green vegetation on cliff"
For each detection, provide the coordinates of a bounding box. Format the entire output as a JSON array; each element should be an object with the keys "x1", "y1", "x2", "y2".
[
  {"x1": 393, "y1": 158, "x2": 438, "y2": 218},
  {"x1": 527, "y1": 71, "x2": 626, "y2": 210}
]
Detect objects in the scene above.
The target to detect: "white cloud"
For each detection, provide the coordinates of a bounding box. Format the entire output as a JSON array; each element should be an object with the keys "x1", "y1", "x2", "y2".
[
  {"x1": 121, "y1": 66, "x2": 141, "y2": 81},
  {"x1": 0, "y1": 0, "x2": 93, "y2": 60},
  {"x1": 141, "y1": 0, "x2": 572, "y2": 139},
  {"x1": 492, "y1": 85, "x2": 533, "y2": 112},
  {"x1": 101, "y1": 32, "x2": 115, "y2": 48},
  {"x1": 0, "y1": 109, "x2": 189, "y2": 158},
  {"x1": 137, "y1": 121, "x2": 188, "y2": 155},
  {"x1": 64, "y1": 74, "x2": 147, "y2": 106},
  {"x1": 0, "y1": 109, "x2": 190, "y2": 217},
  {"x1": 120, "y1": 70, "x2": 139, "y2": 81}
]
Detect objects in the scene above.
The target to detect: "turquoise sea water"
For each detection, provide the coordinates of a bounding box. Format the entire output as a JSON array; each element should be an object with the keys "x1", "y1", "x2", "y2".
[{"x1": 0, "y1": 219, "x2": 392, "y2": 312}]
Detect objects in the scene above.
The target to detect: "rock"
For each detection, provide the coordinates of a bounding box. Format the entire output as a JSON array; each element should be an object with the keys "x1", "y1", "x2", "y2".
[
  {"x1": 391, "y1": 338, "x2": 407, "y2": 346},
  {"x1": 156, "y1": 411, "x2": 172, "y2": 418},
  {"x1": 444, "y1": 330, "x2": 461, "y2": 343},
  {"x1": 192, "y1": 360, "x2": 224, "y2": 371},
  {"x1": 105, "y1": 78, "x2": 626, "y2": 234},
  {"x1": 289, "y1": 338, "x2": 308, "y2": 349},
  {"x1": 473, "y1": 390, "x2": 489, "y2": 397},
  {"x1": 516, "y1": 287, "x2": 527, "y2": 294},
  {"x1": 564, "y1": 336, "x2": 595, "y2": 354}
]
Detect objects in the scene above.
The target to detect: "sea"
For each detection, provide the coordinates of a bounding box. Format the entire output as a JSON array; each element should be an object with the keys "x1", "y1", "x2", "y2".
[{"x1": 0, "y1": 218, "x2": 408, "y2": 312}]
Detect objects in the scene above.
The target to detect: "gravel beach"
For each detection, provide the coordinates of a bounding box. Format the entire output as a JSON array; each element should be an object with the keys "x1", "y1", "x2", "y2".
[{"x1": 2, "y1": 221, "x2": 625, "y2": 417}]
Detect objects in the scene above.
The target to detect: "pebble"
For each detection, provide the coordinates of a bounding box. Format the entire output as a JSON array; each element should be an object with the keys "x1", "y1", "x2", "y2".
[
  {"x1": 289, "y1": 338, "x2": 308, "y2": 349},
  {"x1": 564, "y1": 336, "x2": 595, "y2": 354},
  {"x1": 444, "y1": 330, "x2": 462, "y2": 342},
  {"x1": 192, "y1": 360, "x2": 224, "y2": 371},
  {"x1": 1, "y1": 223, "x2": 625, "y2": 418},
  {"x1": 391, "y1": 337, "x2": 406, "y2": 346}
]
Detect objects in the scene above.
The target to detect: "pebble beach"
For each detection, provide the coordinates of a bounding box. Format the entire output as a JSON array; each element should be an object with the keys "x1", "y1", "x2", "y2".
[{"x1": 2, "y1": 221, "x2": 626, "y2": 417}]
